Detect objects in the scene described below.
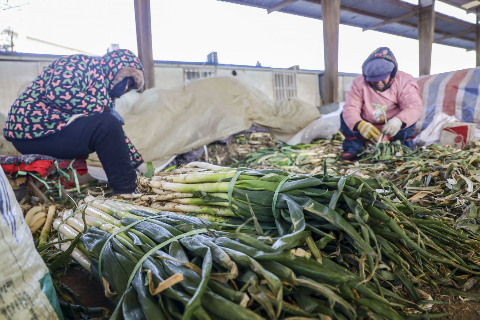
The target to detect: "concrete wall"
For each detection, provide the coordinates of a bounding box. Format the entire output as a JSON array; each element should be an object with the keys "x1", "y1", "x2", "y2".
[
  {"x1": 297, "y1": 73, "x2": 320, "y2": 107},
  {"x1": 318, "y1": 73, "x2": 358, "y2": 104},
  {"x1": 217, "y1": 68, "x2": 275, "y2": 100},
  {"x1": 338, "y1": 75, "x2": 356, "y2": 102},
  {"x1": 0, "y1": 60, "x2": 48, "y2": 115}
]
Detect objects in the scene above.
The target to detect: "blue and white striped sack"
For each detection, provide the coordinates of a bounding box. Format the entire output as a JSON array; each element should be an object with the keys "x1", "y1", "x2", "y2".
[{"x1": 0, "y1": 167, "x2": 62, "y2": 320}]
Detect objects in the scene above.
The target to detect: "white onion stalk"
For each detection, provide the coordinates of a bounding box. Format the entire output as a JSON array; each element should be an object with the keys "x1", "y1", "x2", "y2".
[
  {"x1": 53, "y1": 218, "x2": 80, "y2": 239},
  {"x1": 71, "y1": 213, "x2": 143, "y2": 255},
  {"x1": 150, "y1": 202, "x2": 234, "y2": 216},
  {"x1": 171, "y1": 198, "x2": 229, "y2": 207},
  {"x1": 84, "y1": 196, "x2": 116, "y2": 214},
  {"x1": 185, "y1": 161, "x2": 230, "y2": 171},
  {"x1": 143, "y1": 192, "x2": 194, "y2": 201},
  {"x1": 152, "y1": 171, "x2": 239, "y2": 183},
  {"x1": 151, "y1": 171, "x2": 257, "y2": 184},
  {"x1": 78, "y1": 206, "x2": 123, "y2": 227},
  {"x1": 209, "y1": 193, "x2": 230, "y2": 200},
  {"x1": 85, "y1": 196, "x2": 159, "y2": 216},
  {"x1": 64, "y1": 217, "x2": 86, "y2": 233},
  {"x1": 150, "y1": 189, "x2": 177, "y2": 195},
  {"x1": 105, "y1": 199, "x2": 160, "y2": 214},
  {"x1": 116, "y1": 193, "x2": 142, "y2": 199},
  {"x1": 62, "y1": 209, "x2": 74, "y2": 221},
  {"x1": 144, "y1": 180, "x2": 231, "y2": 194},
  {"x1": 160, "y1": 167, "x2": 203, "y2": 174},
  {"x1": 55, "y1": 241, "x2": 92, "y2": 272}
]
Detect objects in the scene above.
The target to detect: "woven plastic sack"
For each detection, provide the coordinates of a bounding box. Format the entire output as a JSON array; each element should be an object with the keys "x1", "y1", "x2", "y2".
[
  {"x1": 416, "y1": 68, "x2": 480, "y2": 132},
  {"x1": 0, "y1": 167, "x2": 63, "y2": 320}
]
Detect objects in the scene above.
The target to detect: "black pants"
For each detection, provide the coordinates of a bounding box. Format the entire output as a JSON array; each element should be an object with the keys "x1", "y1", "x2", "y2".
[{"x1": 12, "y1": 113, "x2": 137, "y2": 194}]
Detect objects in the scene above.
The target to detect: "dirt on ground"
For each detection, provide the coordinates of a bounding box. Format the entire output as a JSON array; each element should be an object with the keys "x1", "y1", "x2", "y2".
[
  {"x1": 56, "y1": 269, "x2": 480, "y2": 320},
  {"x1": 57, "y1": 268, "x2": 115, "y2": 318},
  {"x1": 430, "y1": 287, "x2": 480, "y2": 320},
  {"x1": 199, "y1": 132, "x2": 276, "y2": 166},
  {"x1": 432, "y1": 296, "x2": 480, "y2": 319}
]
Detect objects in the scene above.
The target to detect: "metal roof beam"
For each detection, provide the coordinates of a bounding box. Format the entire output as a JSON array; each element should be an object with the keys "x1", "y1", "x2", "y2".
[
  {"x1": 267, "y1": 0, "x2": 299, "y2": 13},
  {"x1": 363, "y1": 10, "x2": 418, "y2": 31},
  {"x1": 436, "y1": 11, "x2": 474, "y2": 27},
  {"x1": 134, "y1": 0, "x2": 155, "y2": 89},
  {"x1": 476, "y1": 8, "x2": 480, "y2": 65},
  {"x1": 419, "y1": 0, "x2": 435, "y2": 76},
  {"x1": 221, "y1": 0, "x2": 475, "y2": 47},
  {"x1": 351, "y1": 6, "x2": 472, "y2": 43},
  {"x1": 322, "y1": 0, "x2": 340, "y2": 104},
  {"x1": 434, "y1": 28, "x2": 474, "y2": 41}
]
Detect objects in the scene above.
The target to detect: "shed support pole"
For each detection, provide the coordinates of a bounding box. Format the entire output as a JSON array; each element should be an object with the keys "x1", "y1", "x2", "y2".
[
  {"x1": 322, "y1": 0, "x2": 340, "y2": 104},
  {"x1": 476, "y1": 8, "x2": 480, "y2": 67},
  {"x1": 134, "y1": 0, "x2": 155, "y2": 89},
  {"x1": 418, "y1": 0, "x2": 435, "y2": 76}
]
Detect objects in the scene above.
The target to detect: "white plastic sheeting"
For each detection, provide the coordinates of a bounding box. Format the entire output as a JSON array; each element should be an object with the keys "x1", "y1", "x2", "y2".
[
  {"x1": 415, "y1": 113, "x2": 459, "y2": 147},
  {"x1": 88, "y1": 76, "x2": 321, "y2": 166},
  {"x1": 274, "y1": 103, "x2": 344, "y2": 145}
]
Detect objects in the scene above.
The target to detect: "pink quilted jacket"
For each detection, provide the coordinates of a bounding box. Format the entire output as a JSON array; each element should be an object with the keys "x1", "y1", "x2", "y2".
[{"x1": 342, "y1": 71, "x2": 423, "y2": 131}]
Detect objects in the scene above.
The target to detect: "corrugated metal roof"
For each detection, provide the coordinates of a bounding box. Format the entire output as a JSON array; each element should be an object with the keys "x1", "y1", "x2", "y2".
[
  {"x1": 220, "y1": 0, "x2": 477, "y2": 50},
  {"x1": 440, "y1": 0, "x2": 480, "y2": 11}
]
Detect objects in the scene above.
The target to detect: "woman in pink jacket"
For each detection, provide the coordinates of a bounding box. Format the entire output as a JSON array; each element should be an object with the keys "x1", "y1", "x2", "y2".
[{"x1": 340, "y1": 47, "x2": 423, "y2": 161}]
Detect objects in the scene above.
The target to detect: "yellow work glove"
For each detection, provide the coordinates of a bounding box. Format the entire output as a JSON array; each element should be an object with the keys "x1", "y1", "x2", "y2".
[{"x1": 357, "y1": 120, "x2": 380, "y2": 140}]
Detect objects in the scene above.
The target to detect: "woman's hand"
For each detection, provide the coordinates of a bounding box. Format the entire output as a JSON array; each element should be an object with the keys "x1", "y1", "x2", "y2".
[
  {"x1": 357, "y1": 120, "x2": 380, "y2": 140},
  {"x1": 381, "y1": 117, "x2": 402, "y2": 137}
]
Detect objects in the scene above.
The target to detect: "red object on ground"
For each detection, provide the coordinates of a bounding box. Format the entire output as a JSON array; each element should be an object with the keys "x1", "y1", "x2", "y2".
[
  {"x1": 1, "y1": 158, "x2": 88, "y2": 178},
  {"x1": 1, "y1": 164, "x2": 18, "y2": 175},
  {"x1": 19, "y1": 160, "x2": 54, "y2": 178},
  {"x1": 57, "y1": 159, "x2": 88, "y2": 176}
]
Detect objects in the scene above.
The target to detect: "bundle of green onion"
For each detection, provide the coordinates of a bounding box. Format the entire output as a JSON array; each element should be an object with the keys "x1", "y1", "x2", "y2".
[
  {"x1": 358, "y1": 141, "x2": 413, "y2": 162},
  {"x1": 136, "y1": 162, "x2": 480, "y2": 306},
  {"x1": 55, "y1": 197, "x2": 447, "y2": 320}
]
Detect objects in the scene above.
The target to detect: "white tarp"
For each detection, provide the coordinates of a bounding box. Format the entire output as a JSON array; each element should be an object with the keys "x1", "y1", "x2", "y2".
[
  {"x1": 415, "y1": 113, "x2": 459, "y2": 147},
  {"x1": 89, "y1": 76, "x2": 321, "y2": 166},
  {"x1": 275, "y1": 103, "x2": 344, "y2": 145}
]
